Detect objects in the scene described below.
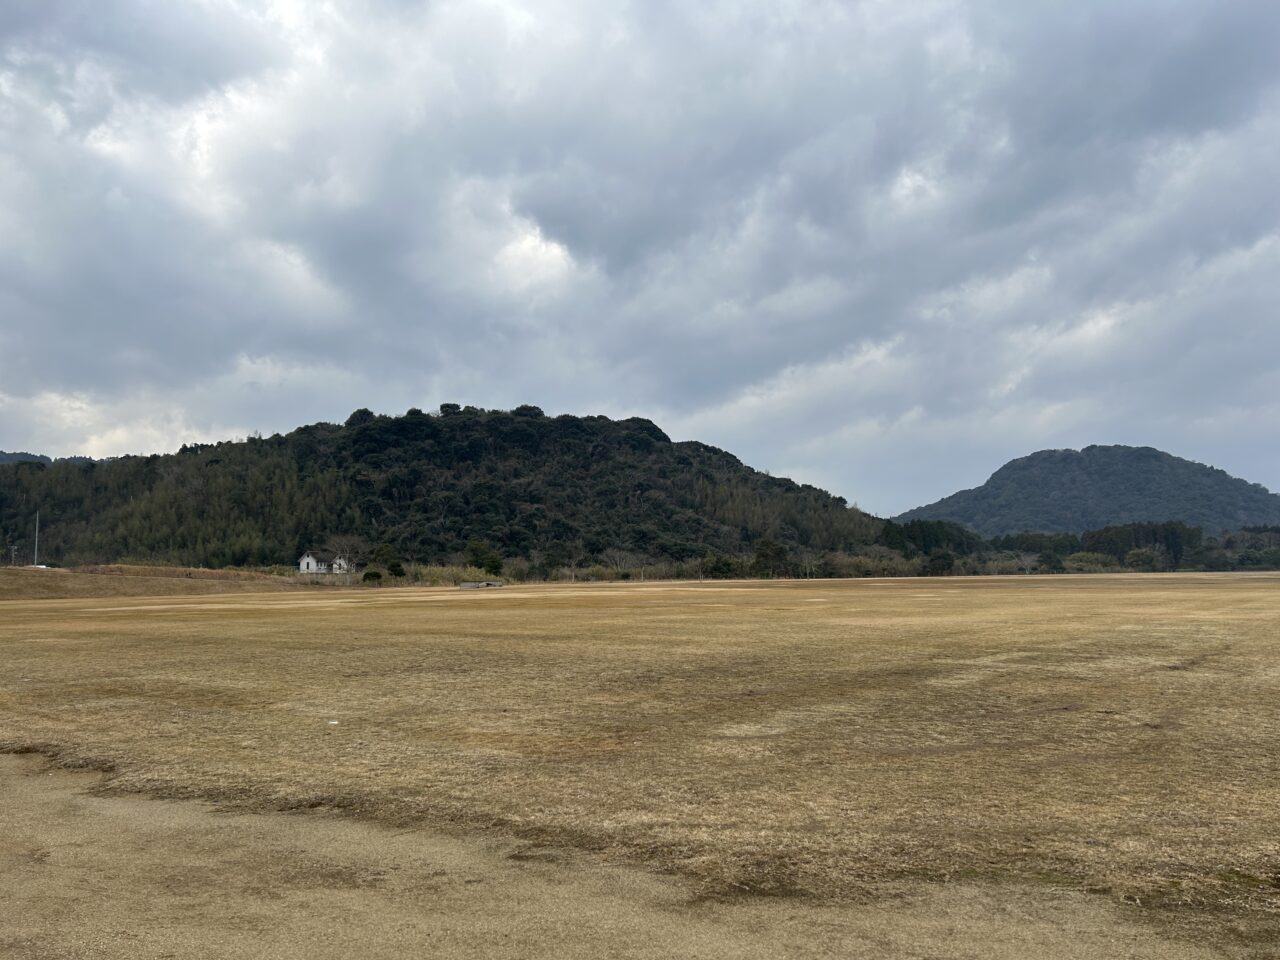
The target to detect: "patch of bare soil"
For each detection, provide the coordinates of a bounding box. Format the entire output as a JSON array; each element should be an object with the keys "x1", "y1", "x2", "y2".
[{"x1": 0, "y1": 755, "x2": 1226, "y2": 960}]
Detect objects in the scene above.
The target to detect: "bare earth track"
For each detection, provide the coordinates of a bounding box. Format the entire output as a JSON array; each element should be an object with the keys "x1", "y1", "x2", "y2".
[{"x1": 1, "y1": 571, "x2": 1278, "y2": 956}]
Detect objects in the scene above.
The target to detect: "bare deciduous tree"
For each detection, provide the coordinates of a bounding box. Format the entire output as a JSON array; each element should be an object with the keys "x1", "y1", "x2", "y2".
[{"x1": 323, "y1": 534, "x2": 372, "y2": 567}]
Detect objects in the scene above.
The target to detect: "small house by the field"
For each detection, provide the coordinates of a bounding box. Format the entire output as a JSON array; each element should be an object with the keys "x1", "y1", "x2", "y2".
[
  {"x1": 299, "y1": 551, "x2": 352, "y2": 574},
  {"x1": 460, "y1": 580, "x2": 504, "y2": 589}
]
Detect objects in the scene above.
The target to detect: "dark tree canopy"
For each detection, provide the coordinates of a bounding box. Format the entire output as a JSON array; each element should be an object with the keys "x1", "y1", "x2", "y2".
[
  {"x1": 1081, "y1": 521, "x2": 1202, "y2": 566},
  {"x1": 898, "y1": 445, "x2": 1280, "y2": 536},
  {"x1": 0, "y1": 407, "x2": 880, "y2": 568}
]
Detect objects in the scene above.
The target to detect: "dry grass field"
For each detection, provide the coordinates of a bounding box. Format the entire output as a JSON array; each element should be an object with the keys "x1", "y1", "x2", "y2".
[
  {"x1": 0, "y1": 564, "x2": 307, "y2": 600},
  {"x1": 2, "y1": 572, "x2": 1278, "y2": 956}
]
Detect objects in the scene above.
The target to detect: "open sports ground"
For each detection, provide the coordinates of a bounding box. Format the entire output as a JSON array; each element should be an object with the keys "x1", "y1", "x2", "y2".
[{"x1": 1, "y1": 570, "x2": 1278, "y2": 958}]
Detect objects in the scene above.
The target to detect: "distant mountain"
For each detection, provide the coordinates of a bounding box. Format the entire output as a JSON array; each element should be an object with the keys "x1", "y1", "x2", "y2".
[
  {"x1": 0, "y1": 451, "x2": 51, "y2": 465},
  {"x1": 897, "y1": 445, "x2": 1280, "y2": 536},
  {"x1": 0, "y1": 407, "x2": 880, "y2": 567},
  {"x1": 0, "y1": 451, "x2": 93, "y2": 466}
]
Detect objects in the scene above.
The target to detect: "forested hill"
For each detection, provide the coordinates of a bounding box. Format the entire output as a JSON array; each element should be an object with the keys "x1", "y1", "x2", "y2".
[
  {"x1": 0, "y1": 406, "x2": 880, "y2": 567},
  {"x1": 0, "y1": 451, "x2": 93, "y2": 466},
  {"x1": 896, "y1": 445, "x2": 1280, "y2": 536},
  {"x1": 0, "y1": 451, "x2": 51, "y2": 465}
]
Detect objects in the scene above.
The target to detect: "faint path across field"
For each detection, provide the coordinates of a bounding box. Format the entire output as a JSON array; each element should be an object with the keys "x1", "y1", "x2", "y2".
[{"x1": 0, "y1": 754, "x2": 1226, "y2": 960}]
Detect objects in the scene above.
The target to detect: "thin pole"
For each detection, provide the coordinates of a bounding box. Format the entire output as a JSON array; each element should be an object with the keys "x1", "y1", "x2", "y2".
[{"x1": 33, "y1": 510, "x2": 39, "y2": 566}]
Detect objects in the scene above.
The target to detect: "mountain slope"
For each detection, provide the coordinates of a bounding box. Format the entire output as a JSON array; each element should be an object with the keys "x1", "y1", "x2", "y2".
[
  {"x1": 0, "y1": 406, "x2": 880, "y2": 567},
  {"x1": 897, "y1": 445, "x2": 1280, "y2": 536},
  {"x1": 0, "y1": 451, "x2": 51, "y2": 465}
]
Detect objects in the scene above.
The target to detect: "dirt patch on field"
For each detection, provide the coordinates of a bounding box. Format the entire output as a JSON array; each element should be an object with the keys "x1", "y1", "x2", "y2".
[{"x1": 0, "y1": 754, "x2": 1227, "y2": 960}]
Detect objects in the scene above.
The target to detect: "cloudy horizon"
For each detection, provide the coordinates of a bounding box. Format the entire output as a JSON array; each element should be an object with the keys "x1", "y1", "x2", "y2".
[{"x1": 3, "y1": 1, "x2": 1279, "y2": 515}]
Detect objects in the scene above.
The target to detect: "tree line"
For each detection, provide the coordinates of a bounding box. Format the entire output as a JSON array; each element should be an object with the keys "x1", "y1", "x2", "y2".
[
  {"x1": 0, "y1": 406, "x2": 880, "y2": 570},
  {"x1": 4, "y1": 407, "x2": 1275, "y2": 580}
]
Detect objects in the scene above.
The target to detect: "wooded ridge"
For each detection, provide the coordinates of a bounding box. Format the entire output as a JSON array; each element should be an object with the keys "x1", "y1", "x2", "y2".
[
  {"x1": 897, "y1": 445, "x2": 1280, "y2": 537},
  {"x1": 0, "y1": 406, "x2": 881, "y2": 568},
  {"x1": 6, "y1": 418, "x2": 1280, "y2": 577}
]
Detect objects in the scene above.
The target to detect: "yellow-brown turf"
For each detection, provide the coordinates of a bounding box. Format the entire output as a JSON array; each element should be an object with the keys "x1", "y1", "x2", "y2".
[{"x1": 2, "y1": 574, "x2": 1277, "y2": 955}]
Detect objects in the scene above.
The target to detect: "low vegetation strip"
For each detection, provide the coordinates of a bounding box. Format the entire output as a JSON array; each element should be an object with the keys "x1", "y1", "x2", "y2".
[{"x1": 1, "y1": 575, "x2": 1278, "y2": 952}]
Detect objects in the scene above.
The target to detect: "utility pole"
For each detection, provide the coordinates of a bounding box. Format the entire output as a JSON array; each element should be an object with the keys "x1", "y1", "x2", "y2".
[{"x1": 33, "y1": 511, "x2": 39, "y2": 566}]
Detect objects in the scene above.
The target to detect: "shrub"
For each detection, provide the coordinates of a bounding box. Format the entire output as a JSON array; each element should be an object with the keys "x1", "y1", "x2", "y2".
[
  {"x1": 1037, "y1": 552, "x2": 1065, "y2": 573},
  {"x1": 1063, "y1": 552, "x2": 1117, "y2": 573},
  {"x1": 1125, "y1": 548, "x2": 1163, "y2": 571},
  {"x1": 923, "y1": 552, "x2": 955, "y2": 576}
]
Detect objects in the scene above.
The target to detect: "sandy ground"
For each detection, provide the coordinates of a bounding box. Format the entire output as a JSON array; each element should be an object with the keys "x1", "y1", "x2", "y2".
[{"x1": 0, "y1": 754, "x2": 1228, "y2": 960}]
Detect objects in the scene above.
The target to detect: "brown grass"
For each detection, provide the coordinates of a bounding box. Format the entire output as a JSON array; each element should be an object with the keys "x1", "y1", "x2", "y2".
[
  {"x1": 0, "y1": 564, "x2": 308, "y2": 600},
  {"x1": 1, "y1": 574, "x2": 1278, "y2": 950}
]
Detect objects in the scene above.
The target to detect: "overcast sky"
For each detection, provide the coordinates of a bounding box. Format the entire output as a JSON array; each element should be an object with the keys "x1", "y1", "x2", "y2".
[{"x1": 2, "y1": 1, "x2": 1279, "y2": 515}]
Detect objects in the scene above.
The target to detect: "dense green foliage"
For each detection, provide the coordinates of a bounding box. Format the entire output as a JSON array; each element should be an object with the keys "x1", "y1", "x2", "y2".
[
  {"x1": 989, "y1": 531, "x2": 1082, "y2": 555},
  {"x1": 0, "y1": 407, "x2": 880, "y2": 568},
  {"x1": 876, "y1": 519, "x2": 984, "y2": 556},
  {"x1": 1080, "y1": 521, "x2": 1202, "y2": 567},
  {"x1": 989, "y1": 520, "x2": 1280, "y2": 573},
  {"x1": 1210, "y1": 529, "x2": 1280, "y2": 571},
  {"x1": 897, "y1": 445, "x2": 1280, "y2": 536},
  {"x1": 11, "y1": 420, "x2": 1280, "y2": 579}
]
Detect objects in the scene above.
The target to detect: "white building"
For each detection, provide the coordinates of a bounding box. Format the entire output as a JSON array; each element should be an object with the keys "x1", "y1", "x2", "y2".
[
  {"x1": 299, "y1": 551, "x2": 352, "y2": 574},
  {"x1": 299, "y1": 551, "x2": 326, "y2": 573}
]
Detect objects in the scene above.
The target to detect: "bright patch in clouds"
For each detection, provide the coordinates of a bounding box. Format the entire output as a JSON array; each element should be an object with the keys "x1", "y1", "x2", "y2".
[{"x1": 493, "y1": 222, "x2": 576, "y2": 295}]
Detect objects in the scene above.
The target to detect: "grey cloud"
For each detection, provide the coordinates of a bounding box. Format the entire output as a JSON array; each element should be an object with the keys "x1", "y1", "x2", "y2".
[
  {"x1": 975, "y1": 2, "x2": 1280, "y2": 144},
  {"x1": 1, "y1": 1, "x2": 280, "y2": 104},
  {"x1": 3, "y1": 0, "x2": 1280, "y2": 515}
]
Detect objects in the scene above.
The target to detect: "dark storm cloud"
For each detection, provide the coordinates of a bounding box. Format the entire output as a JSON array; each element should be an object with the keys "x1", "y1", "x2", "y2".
[{"x1": 2, "y1": 0, "x2": 1279, "y2": 514}]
